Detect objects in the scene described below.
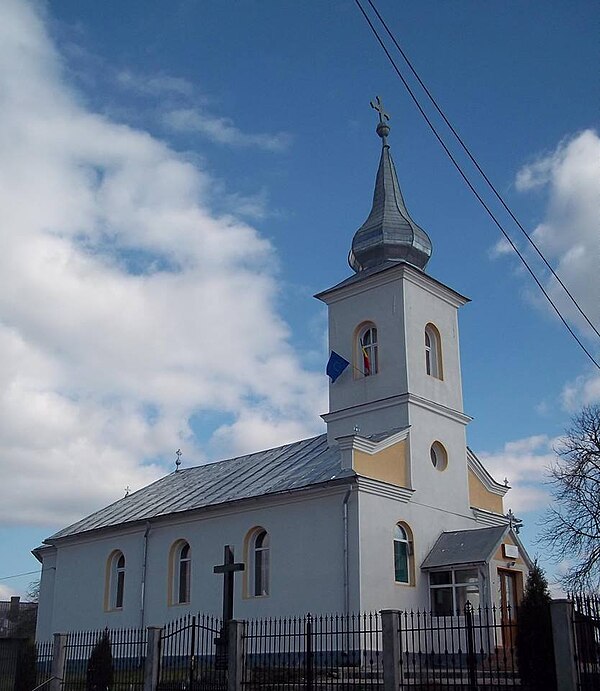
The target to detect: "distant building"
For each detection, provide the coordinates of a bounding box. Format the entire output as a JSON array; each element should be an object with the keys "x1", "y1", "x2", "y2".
[
  {"x1": 0, "y1": 597, "x2": 37, "y2": 638},
  {"x1": 34, "y1": 106, "x2": 531, "y2": 641}
]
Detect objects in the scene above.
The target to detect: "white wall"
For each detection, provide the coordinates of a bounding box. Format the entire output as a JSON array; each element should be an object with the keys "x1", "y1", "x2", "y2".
[
  {"x1": 406, "y1": 405, "x2": 471, "y2": 515},
  {"x1": 356, "y1": 488, "x2": 480, "y2": 613},
  {"x1": 322, "y1": 265, "x2": 468, "y2": 443},
  {"x1": 326, "y1": 275, "x2": 408, "y2": 420},
  {"x1": 35, "y1": 548, "x2": 57, "y2": 640},
  {"x1": 36, "y1": 486, "x2": 360, "y2": 639},
  {"x1": 403, "y1": 273, "x2": 465, "y2": 412}
]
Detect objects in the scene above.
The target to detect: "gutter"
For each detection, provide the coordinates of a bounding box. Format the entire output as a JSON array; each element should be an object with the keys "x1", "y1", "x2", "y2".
[
  {"x1": 140, "y1": 521, "x2": 151, "y2": 628},
  {"x1": 342, "y1": 486, "x2": 352, "y2": 615}
]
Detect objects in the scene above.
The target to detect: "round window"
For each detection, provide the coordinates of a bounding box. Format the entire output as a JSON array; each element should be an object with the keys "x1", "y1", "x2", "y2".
[{"x1": 430, "y1": 441, "x2": 448, "y2": 471}]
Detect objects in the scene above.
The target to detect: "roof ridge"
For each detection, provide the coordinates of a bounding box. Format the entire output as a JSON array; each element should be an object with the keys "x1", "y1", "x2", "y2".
[
  {"x1": 174, "y1": 432, "x2": 327, "y2": 474},
  {"x1": 169, "y1": 436, "x2": 326, "y2": 510}
]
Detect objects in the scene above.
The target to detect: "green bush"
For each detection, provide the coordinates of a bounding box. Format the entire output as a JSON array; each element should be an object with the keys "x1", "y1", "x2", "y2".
[
  {"x1": 86, "y1": 631, "x2": 113, "y2": 691},
  {"x1": 515, "y1": 562, "x2": 557, "y2": 691}
]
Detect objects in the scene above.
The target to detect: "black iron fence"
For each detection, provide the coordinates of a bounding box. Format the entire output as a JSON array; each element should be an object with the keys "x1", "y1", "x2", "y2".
[
  {"x1": 572, "y1": 593, "x2": 600, "y2": 691},
  {"x1": 5, "y1": 596, "x2": 593, "y2": 691},
  {"x1": 0, "y1": 639, "x2": 53, "y2": 691},
  {"x1": 0, "y1": 639, "x2": 24, "y2": 691},
  {"x1": 158, "y1": 613, "x2": 225, "y2": 691},
  {"x1": 397, "y1": 604, "x2": 519, "y2": 688},
  {"x1": 62, "y1": 627, "x2": 147, "y2": 691},
  {"x1": 241, "y1": 612, "x2": 382, "y2": 689},
  {"x1": 35, "y1": 640, "x2": 53, "y2": 689}
]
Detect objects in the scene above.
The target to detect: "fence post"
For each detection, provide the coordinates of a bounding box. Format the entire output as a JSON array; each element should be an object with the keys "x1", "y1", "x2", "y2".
[
  {"x1": 465, "y1": 603, "x2": 478, "y2": 691},
  {"x1": 305, "y1": 615, "x2": 314, "y2": 691},
  {"x1": 381, "y1": 610, "x2": 401, "y2": 691},
  {"x1": 550, "y1": 599, "x2": 577, "y2": 691},
  {"x1": 144, "y1": 626, "x2": 162, "y2": 691},
  {"x1": 50, "y1": 633, "x2": 67, "y2": 691},
  {"x1": 227, "y1": 620, "x2": 244, "y2": 691},
  {"x1": 189, "y1": 616, "x2": 197, "y2": 689}
]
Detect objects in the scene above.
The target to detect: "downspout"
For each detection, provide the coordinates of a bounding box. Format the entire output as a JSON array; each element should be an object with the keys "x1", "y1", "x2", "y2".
[
  {"x1": 140, "y1": 521, "x2": 151, "y2": 628},
  {"x1": 342, "y1": 486, "x2": 352, "y2": 615}
]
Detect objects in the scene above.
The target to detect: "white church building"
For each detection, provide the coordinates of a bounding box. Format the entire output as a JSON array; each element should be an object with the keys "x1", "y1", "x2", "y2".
[{"x1": 34, "y1": 108, "x2": 531, "y2": 641}]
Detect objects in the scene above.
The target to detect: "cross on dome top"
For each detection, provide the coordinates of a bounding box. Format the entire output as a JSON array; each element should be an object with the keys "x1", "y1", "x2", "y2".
[{"x1": 370, "y1": 96, "x2": 391, "y2": 143}]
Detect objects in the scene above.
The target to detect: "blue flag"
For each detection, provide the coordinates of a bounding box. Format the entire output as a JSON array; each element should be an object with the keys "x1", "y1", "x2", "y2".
[{"x1": 326, "y1": 351, "x2": 350, "y2": 383}]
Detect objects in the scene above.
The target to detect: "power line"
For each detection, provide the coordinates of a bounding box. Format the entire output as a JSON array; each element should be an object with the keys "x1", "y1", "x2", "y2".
[
  {"x1": 365, "y1": 0, "x2": 600, "y2": 342},
  {"x1": 354, "y1": 0, "x2": 600, "y2": 370},
  {"x1": 0, "y1": 569, "x2": 41, "y2": 581}
]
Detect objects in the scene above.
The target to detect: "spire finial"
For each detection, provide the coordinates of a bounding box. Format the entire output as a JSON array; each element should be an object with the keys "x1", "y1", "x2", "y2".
[
  {"x1": 370, "y1": 96, "x2": 390, "y2": 144},
  {"x1": 175, "y1": 448, "x2": 182, "y2": 472},
  {"x1": 349, "y1": 97, "x2": 432, "y2": 273}
]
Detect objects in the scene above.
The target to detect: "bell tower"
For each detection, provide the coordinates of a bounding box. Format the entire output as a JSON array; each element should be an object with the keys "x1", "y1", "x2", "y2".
[{"x1": 316, "y1": 99, "x2": 471, "y2": 503}]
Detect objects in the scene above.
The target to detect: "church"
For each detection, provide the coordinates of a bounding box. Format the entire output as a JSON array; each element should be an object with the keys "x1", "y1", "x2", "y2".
[{"x1": 34, "y1": 104, "x2": 531, "y2": 641}]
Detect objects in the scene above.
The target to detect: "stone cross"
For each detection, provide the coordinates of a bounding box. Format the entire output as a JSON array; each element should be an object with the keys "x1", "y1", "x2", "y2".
[{"x1": 213, "y1": 545, "x2": 245, "y2": 622}]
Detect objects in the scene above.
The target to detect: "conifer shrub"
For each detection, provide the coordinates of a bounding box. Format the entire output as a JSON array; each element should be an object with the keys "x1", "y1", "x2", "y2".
[
  {"x1": 86, "y1": 631, "x2": 113, "y2": 691},
  {"x1": 14, "y1": 639, "x2": 37, "y2": 691},
  {"x1": 515, "y1": 562, "x2": 557, "y2": 691}
]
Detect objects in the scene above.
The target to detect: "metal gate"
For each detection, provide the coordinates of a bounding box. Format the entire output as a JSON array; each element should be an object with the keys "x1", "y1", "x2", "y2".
[
  {"x1": 241, "y1": 613, "x2": 383, "y2": 690},
  {"x1": 158, "y1": 613, "x2": 225, "y2": 691}
]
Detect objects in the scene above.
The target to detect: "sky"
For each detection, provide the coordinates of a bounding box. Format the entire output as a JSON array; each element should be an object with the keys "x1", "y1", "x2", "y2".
[{"x1": 0, "y1": 0, "x2": 598, "y2": 601}]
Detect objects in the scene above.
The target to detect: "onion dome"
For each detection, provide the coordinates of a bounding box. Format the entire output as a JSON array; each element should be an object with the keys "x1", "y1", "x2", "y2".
[{"x1": 349, "y1": 98, "x2": 432, "y2": 272}]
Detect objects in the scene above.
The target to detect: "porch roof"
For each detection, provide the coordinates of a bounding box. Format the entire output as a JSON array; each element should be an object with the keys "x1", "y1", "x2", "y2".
[{"x1": 421, "y1": 525, "x2": 508, "y2": 569}]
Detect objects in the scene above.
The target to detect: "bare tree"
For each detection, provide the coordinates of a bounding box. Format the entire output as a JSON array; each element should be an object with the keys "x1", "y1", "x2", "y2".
[
  {"x1": 540, "y1": 405, "x2": 600, "y2": 591},
  {"x1": 26, "y1": 580, "x2": 40, "y2": 603}
]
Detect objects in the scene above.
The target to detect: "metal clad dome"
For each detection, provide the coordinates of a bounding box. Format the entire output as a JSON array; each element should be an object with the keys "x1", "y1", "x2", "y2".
[{"x1": 349, "y1": 102, "x2": 432, "y2": 272}]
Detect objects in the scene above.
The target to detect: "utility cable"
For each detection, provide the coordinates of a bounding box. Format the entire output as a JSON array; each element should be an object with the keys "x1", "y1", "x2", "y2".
[
  {"x1": 365, "y1": 0, "x2": 600, "y2": 341},
  {"x1": 0, "y1": 569, "x2": 41, "y2": 581},
  {"x1": 354, "y1": 0, "x2": 600, "y2": 370}
]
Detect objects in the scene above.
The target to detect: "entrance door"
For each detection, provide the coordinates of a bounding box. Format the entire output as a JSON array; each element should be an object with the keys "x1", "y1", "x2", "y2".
[{"x1": 499, "y1": 570, "x2": 519, "y2": 648}]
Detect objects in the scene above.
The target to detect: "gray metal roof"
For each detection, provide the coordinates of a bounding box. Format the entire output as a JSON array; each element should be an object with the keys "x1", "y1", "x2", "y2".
[
  {"x1": 349, "y1": 123, "x2": 432, "y2": 273},
  {"x1": 421, "y1": 525, "x2": 508, "y2": 569},
  {"x1": 48, "y1": 434, "x2": 348, "y2": 542}
]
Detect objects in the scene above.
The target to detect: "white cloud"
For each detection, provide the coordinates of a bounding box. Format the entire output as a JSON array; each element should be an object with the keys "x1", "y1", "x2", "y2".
[
  {"x1": 478, "y1": 435, "x2": 557, "y2": 513},
  {"x1": 561, "y1": 370, "x2": 600, "y2": 411},
  {"x1": 0, "y1": 0, "x2": 325, "y2": 527},
  {"x1": 0, "y1": 584, "x2": 19, "y2": 600},
  {"x1": 112, "y1": 69, "x2": 291, "y2": 154},
  {"x1": 515, "y1": 130, "x2": 600, "y2": 339},
  {"x1": 163, "y1": 108, "x2": 292, "y2": 152},
  {"x1": 211, "y1": 409, "x2": 318, "y2": 459},
  {"x1": 488, "y1": 237, "x2": 513, "y2": 259},
  {"x1": 116, "y1": 70, "x2": 196, "y2": 98}
]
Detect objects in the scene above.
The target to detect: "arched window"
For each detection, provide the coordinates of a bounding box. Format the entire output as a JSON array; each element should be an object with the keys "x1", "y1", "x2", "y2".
[
  {"x1": 430, "y1": 441, "x2": 448, "y2": 471},
  {"x1": 393, "y1": 523, "x2": 414, "y2": 584},
  {"x1": 424, "y1": 324, "x2": 443, "y2": 379},
  {"x1": 169, "y1": 540, "x2": 191, "y2": 605},
  {"x1": 357, "y1": 324, "x2": 378, "y2": 376},
  {"x1": 247, "y1": 528, "x2": 270, "y2": 597},
  {"x1": 106, "y1": 550, "x2": 125, "y2": 610}
]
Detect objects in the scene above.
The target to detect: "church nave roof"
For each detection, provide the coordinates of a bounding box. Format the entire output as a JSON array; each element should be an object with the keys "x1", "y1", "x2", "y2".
[{"x1": 47, "y1": 434, "x2": 349, "y2": 541}]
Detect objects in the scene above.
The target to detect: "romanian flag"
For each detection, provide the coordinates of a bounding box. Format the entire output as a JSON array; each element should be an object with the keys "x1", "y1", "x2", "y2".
[{"x1": 361, "y1": 339, "x2": 371, "y2": 376}]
